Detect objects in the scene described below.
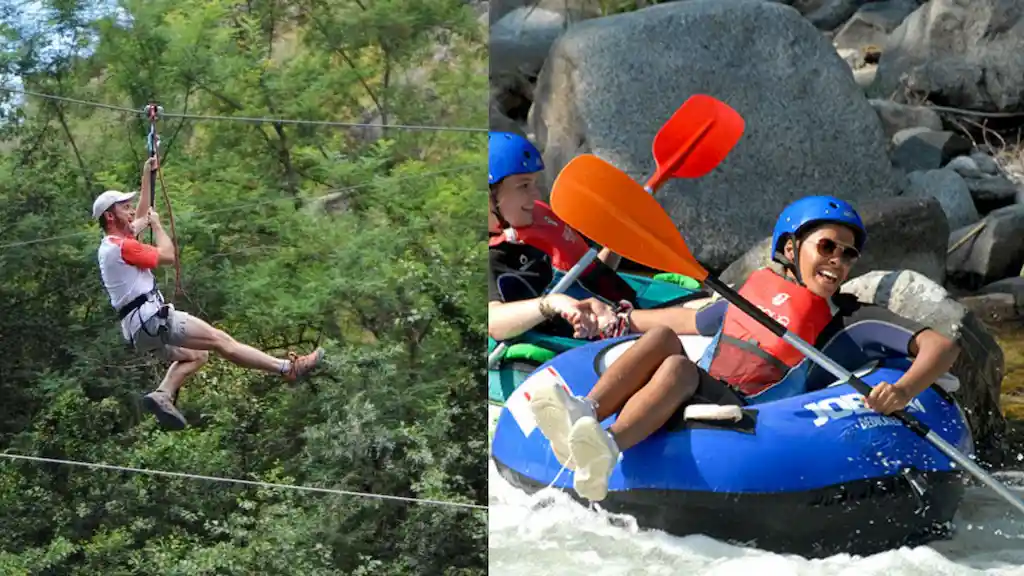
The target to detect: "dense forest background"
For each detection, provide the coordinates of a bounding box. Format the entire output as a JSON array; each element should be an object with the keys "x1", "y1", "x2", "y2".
[{"x1": 0, "y1": 0, "x2": 487, "y2": 574}]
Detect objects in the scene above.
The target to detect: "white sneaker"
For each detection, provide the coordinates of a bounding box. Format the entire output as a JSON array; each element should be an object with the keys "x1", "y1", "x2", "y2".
[
  {"x1": 527, "y1": 380, "x2": 596, "y2": 468},
  {"x1": 568, "y1": 416, "x2": 620, "y2": 502}
]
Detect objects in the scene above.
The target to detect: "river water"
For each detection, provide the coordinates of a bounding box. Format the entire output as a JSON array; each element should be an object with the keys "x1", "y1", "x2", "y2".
[{"x1": 488, "y1": 408, "x2": 1024, "y2": 576}]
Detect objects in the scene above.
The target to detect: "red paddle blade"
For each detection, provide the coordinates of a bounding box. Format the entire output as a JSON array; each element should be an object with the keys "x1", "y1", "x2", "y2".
[
  {"x1": 648, "y1": 94, "x2": 745, "y2": 188},
  {"x1": 550, "y1": 154, "x2": 709, "y2": 282}
]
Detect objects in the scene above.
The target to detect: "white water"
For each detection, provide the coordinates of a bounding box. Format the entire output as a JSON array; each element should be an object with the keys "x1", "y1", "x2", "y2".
[{"x1": 488, "y1": 408, "x2": 1024, "y2": 576}]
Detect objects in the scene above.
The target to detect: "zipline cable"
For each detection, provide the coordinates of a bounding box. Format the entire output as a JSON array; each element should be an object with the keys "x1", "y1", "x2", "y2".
[
  {"x1": 0, "y1": 452, "x2": 487, "y2": 511},
  {"x1": 1, "y1": 86, "x2": 488, "y2": 133}
]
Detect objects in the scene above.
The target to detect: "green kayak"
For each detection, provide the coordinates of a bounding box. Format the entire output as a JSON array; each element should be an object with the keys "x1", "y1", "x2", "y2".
[{"x1": 488, "y1": 271, "x2": 704, "y2": 406}]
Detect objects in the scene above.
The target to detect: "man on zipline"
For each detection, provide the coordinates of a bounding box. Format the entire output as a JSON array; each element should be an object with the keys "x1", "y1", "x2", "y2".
[{"x1": 93, "y1": 158, "x2": 325, "y2": 430}]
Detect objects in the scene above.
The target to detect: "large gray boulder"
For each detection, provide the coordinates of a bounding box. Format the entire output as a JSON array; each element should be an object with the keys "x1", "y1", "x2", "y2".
[
  {"x1": 530, "y1": 0, "x2": 901, "y2": 271},
  {"x1": 720, "y1": 196, "x2": 949, "y2": 286},
  {"x1": 947, "y1": 204, "x2": 1024, "y2": 289},
  {"x1": 874, "y1": 0, "x2": 1024, "y2": 112},
  {"x1": 840, "y1": 270, "x2": 1008, "y2": 464},
  {"x1": 490, "y1": 6, "x2": 566, "y2": 91}
]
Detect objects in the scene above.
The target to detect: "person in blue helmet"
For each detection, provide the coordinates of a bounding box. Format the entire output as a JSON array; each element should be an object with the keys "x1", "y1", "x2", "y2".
[
  {"x1": 488, "y1": 131, "x2": 627, "y2": 341},
  {"x1": 525, "y1": 195, "x2": 961, "y2": 502},
  {"x1": 488, "y1": 131, "x2": 719, "y2": 342}
]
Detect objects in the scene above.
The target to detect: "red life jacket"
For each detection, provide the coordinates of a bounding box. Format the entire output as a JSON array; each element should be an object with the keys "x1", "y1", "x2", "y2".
[
  {"x1": 707, "y1": 267, "x2": 835, "y2": 396},
  {"x1": 488, "y1": 200, "x2": 638, "y2": 304},
  {"x1": 487, "y1": 200, "x2": 593, "y2": 273}
]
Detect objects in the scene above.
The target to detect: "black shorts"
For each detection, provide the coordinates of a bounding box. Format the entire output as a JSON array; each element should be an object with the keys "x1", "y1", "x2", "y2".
[{"x1": 692, "y1": 367, "x2": 747, "y2": 407}]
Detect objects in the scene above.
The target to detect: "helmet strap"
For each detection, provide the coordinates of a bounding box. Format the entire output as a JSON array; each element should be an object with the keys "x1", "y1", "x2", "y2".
[
  {"x1": 776, "y1": 235, "x2": 807, "y2": 287},
  {"x1": 488, "y1": 188, "x2": 511, "y2": 231}
]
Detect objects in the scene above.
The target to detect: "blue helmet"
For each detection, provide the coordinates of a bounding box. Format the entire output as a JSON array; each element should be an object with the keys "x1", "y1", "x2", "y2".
[
  {"x1": 771, "y1": 196, "x2": 866, "y2": 262},
  {"x1": 489, "y1": 131, "x2": 544, "y2": 186}
]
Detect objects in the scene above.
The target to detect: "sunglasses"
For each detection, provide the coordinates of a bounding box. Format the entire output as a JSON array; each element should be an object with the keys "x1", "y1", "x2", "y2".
[{"x1": 813, "y1": 237, "x2": 860, "y2": 264}]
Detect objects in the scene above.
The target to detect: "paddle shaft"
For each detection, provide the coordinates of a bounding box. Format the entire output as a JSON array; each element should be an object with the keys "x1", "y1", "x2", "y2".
[{"x1": 703, "y1": 276, "x2": 1024, "y2": 515}]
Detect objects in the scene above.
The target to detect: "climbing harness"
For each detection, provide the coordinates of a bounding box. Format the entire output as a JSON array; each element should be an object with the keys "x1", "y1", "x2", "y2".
[{"x1": 116, "y1": 285, "x2": 172, "y2": 348}]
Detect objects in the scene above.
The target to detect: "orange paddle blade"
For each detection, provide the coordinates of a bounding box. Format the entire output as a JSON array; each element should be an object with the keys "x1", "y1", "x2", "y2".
[
  {"x1": 649, "y1": 94, "x2": 745, "y2": 188},
  {"x1": 550, "y1": 155, "x2": 709, "y2": 282}
]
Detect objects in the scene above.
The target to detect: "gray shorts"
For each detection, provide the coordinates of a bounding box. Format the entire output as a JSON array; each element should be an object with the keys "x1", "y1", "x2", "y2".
[{"x1": 133, "y1": 305, "x2": 190, "y2": 361}]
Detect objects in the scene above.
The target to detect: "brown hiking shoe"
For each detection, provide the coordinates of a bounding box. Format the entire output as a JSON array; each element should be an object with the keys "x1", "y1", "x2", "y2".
[
  {"x1": 142, "y1": 390, "x2": 187, "y2": 430},
  {"x1": 283, "y1": 347, "x2": 325, "y2": 382}
]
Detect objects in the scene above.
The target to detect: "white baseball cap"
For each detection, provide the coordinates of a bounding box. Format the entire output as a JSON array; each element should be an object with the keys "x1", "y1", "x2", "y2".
[{"x1": 91, "y1": 190, "x2": 137, "y2": 220}]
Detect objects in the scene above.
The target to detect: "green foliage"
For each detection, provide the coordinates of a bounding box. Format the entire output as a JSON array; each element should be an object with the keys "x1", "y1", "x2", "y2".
[{"x1": 0, "y1": 0, "x2": 486, "y2": 573}]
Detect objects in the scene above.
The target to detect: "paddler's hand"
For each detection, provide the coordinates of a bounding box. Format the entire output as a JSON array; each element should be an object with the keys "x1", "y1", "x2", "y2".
[
  {"x1": 541, "y1": 294, "x2": 600, "y2": 339},
  {"x1": 567, "y1": 310, "x2": 600, "y2": 339},
  {"x1": 578, "y1": 298, "x2": 618, "y2": 334},
  {"x1": 865, "y1": 381, "x2": 913, "y2": 415}
]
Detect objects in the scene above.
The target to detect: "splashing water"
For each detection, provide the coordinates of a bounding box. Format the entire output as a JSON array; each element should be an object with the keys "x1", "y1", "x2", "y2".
[{"x1": 488, "y1": 408, "x2": 1024, "y2": 576}]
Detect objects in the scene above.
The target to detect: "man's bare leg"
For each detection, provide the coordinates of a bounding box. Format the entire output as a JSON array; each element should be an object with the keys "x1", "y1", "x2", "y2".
[
  {"x1": 143, "y1": 346, "x2": 208, "y2": 430},
  {"x1": 175, "y1": 312, "x2": 323, "y2": 379},
  {"x1": 157, "y1": 347, "x2": 210, "y2": 398}
]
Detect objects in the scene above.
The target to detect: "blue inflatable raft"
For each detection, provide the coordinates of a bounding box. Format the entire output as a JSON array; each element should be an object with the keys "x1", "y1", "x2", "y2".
[{"x1": 491, "y1": 334, "x2": 974, "y2": 557}]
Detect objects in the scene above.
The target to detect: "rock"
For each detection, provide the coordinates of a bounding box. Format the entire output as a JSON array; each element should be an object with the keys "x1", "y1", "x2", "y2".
[
  {"x1": 970, "y1": 151, "x2": 1001, "y2": 175},
  {"x1": 490, "y1": 0, "x2": 600, "y2": 26},
  {"x1": 840, "y1": 269, "x2": 1007, "y2": 463},
  {"x1": 792, "y1": 0, "x2": 869, "y2": 31},
  {"x1": 868, "y1": 99, "x2": 943, "y2": 139},
  {"x1": 890, "y1": 129, "x2": 973, "y2": 172},
  {"x1": 947, "y1": 204, "x2": 1024, "y2": 289},
  {"x1": 489, "y1": 7, "x2": 565, "y2": 122},
  {"x1": 958, "y1": 293, "x2": 1018, "y2": 323},
  {"x1": 890, "y1": 126, "x2": 930, "y2": 146},
  {"x1": 966, "y1": 174, "x2": 1020, "y2": 213},
  {"x1": 945, "y1": 155, "x2": 983, "y2": 179},
  {"x1": 833, "y1": 0, "x2": 920, "y2": 51},
  {"x1": 837, "y1": 47, "x2": 866, "y2": 69},
  {"x1": 873, "y1": 0, "x2": 1024, "y2": 113},
  {"x1": 490, "y1": 7, "x2": 566, "y2": 84},
  {"x1": 530, "y1": 0, "x2": 901, "y2": 271},
  {"x1": 490, "y1": 69, "x2": 535, "y2": 125},
  {"x1": 720, "y1": 196, "x2": 949, "y2": 286},
  {"x1": 977, "y1": 276, "x2": 1024, "y2": 310},
  {"x1": 490, "y1": 98, "x2": 524, "y2": 134},
  {"x1": 853, "y1": 65, "x2": 878, "y2": 89},
  {"x1": 903, "y1": 169, "x2": 979, "y2": 230}
]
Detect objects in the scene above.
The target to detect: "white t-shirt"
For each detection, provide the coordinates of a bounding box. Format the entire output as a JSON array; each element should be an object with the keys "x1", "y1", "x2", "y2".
[{"x1": 96, "y1": 235, "x2": 163, "y2": 341}]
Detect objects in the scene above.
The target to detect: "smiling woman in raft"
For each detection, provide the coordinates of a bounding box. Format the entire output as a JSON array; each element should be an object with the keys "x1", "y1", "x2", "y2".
[{"x1": 526, "y1": 195, "x2": 962, "y2": 502}]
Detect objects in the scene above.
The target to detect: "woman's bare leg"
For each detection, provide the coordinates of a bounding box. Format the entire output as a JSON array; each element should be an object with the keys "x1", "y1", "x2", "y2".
[
  {"x1": 588, "y1": 325, "x2": 684, "y2": 419},
  {"x1": 528, "y1": 325, "x2": 685, "y2": 467},
  {"x1": 607, "y1": 354, "x2": 698, "y2": 450}
]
